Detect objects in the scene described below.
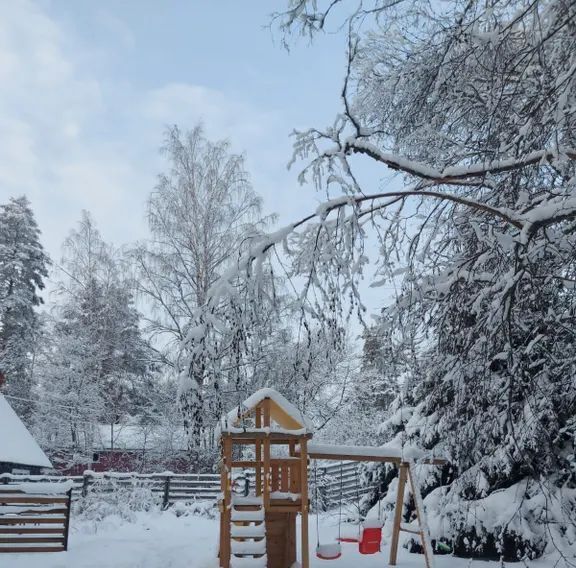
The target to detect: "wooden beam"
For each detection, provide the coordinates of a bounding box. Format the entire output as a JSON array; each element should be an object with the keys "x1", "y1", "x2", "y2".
[
  {"x1": 389, "y1": 464, "x2": 408, "y2": 566},
  {"x1": 262, "y1": 398, "x2": 271, "y2": 428},
  {"x1": 305, "y1": 451, "x2": 402, "y2": 464},
  {"x1": 221, "y1": 432, "x2": 313, "y2": 442},
  {"x1": 0, "y1": 546, "x2": 65, "y2": 553},
  {"x1": 300, "y1": 437, "x2": 309, "y2": 568},
  {"x1": 219, "y1": 436, "x2": 232, "y2": 568},
  {"x1": 408, "y1": 463, "x2": 433, "y2": 568},
  {"x1": 255, "y1": 406, "x2": 262, "y2": 497}
]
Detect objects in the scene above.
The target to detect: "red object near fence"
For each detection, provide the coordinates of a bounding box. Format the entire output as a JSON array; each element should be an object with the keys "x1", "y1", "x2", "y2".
[{"x1": 358, "y1": 526, "x2": 382, "y2": 555}]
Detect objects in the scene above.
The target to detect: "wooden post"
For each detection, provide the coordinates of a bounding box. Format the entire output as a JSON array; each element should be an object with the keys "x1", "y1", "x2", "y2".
[
  {"x1": 407, "y1": 463, "x2": 433, "y2": 568},
  {"x1": 255, "y1": 406, "x2": 262, "y2": 496},
  {"x1": 299, "y1": 437, "x2": 309, "y2": 568},
  {"x1": 389, "y1": 463, "x2": 408, "y2": 566},
  {"x1": 219, "y1": 436, "x2": 232, "y2": 568},
  {"x1": 263, "y1": 399, "x2": 271, "y2": 509},
  {"x1": 263, "y1": 439, "x2": 270, "y2": 509},
  {"x1": 162, "y1": 475, "x2": 171, "y2": 509},
  {"x1": 63, "y1": 488, "x2": 72, "y2": 551},
  {"x1": 81, "y1": 473, "x2": 90, "y2": 498}
]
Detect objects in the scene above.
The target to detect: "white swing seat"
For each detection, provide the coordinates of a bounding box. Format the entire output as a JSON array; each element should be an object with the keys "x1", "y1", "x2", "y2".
[{"x1": 316, "y1": 542, "x2": 342, "y2": 560}]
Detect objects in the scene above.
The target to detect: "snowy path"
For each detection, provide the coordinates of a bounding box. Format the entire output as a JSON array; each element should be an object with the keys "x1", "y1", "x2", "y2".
[{"x1": 3, "y1": 510, "x2": 566, "y2": 568}]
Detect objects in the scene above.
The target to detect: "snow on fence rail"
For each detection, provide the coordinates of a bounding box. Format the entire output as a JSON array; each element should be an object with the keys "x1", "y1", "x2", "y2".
[
  {"x1": 0, "y1": 462, "x2": 373, "y2": 510},
  {"x1": 0, "y1": 472, "x2": 221, "y2": 507}
]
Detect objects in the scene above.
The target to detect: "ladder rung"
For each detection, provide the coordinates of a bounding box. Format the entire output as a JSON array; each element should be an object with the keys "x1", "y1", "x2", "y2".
[
  {"x1": 231, "y1": 524, "x2": 266, "y2": 539},
  {"x1": 231, "y1": 540, "x2": 267, "y2": 555},
  {"x1": 231, "y1": 509, "x2": 265, "y2": 522}
]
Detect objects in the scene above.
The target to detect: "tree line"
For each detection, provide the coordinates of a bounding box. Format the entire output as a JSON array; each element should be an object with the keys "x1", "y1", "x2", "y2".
[{"x1": 0, "y1": 125, "x2": 386, "y2": 474}]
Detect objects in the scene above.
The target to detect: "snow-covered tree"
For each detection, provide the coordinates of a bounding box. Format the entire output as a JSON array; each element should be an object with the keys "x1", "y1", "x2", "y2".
[
  {"x1": 132, "y1": 125, "x2": 276, "y2": 454},
  {"x1": 36, "y1": 212, "x2": 152, "y2": 463},
  {"x1": 242, "y1": 0, "x2": 576, "y2": 560},
  {"x1": 0, "y1": 196, "x2": 49, "y2": 421}
]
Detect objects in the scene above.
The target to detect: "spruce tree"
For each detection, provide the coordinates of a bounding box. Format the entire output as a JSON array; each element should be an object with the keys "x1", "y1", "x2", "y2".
[{"x1": 0, "y1": 196, "x2": 49, "y2": 421}]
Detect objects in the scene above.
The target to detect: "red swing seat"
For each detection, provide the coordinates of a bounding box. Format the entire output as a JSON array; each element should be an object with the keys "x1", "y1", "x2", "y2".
[
  {"x1": 358, "y1": 522, "x2": 382, "y2": 555},
  {"x1": 337, "y1": 536, "x2": 359, "y2": 543}
]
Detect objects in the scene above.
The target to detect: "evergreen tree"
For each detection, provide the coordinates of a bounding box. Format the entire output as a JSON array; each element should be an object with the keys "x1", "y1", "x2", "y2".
[
  {"x1": 0, "y1": 196, "x2": 49, "y2": 421},
  {"x1": 35, "y1": 212, "x2": 152, "y2": 463}
]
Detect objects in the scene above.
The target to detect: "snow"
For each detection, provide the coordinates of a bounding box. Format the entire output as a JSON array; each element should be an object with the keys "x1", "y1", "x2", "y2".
[
  {"x1": 307, "y1": 443, "x2": 444, "y2": 463},
  {"x1": 4, "y1": 481, "x2": 74, "y2": 494},
  {"x1": 316, "y1": 542, "x2": 342, "y2": 558},
  {"x1": 221, "y1": 388, "x2": 314, "y2": 433},
  {"x1": 270, "y1": 491, "x2": 301, "y2": 501},
  {"x1": 230, "y1": 540, "x2": 266, "y2": 555},
  {"x1": 0, "y1": 395, "x2": 52, "y2": 469},
  {"x1": 2, "y1": 510, "x2": 567, "y2": 568}
]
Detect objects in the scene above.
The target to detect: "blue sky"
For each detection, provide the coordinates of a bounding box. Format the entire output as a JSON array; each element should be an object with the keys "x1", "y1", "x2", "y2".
[
  {"x1": 0, "y1": 0, "x2": 394, "y2": 317},
  {"x1": 0, "y1": 1, "x2": 350, "y2": 258}
]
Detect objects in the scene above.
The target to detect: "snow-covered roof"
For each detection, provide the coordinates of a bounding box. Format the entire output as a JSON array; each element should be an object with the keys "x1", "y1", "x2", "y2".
[
  {"x1": 0, "y1": 395, "x2": 52, "y2": 469},
  {"x1": 221, "y1": 388, "x2": 314, "y2": 434}
]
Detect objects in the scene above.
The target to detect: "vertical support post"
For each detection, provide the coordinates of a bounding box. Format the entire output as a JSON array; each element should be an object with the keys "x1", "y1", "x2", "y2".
[
  {"x1": 407, "y1": 462, "x2": 433, "y2": 568},
  {"x1": 389, "y1": 462, "x2": 408, "y2": 566},
  {"x1": 219, "y1": 435, "x2": 232, "y2": 568},
  {"x1": 262, "y1": 399, "x2": 271, "y2": 509},
  {"x1": 82, "y1": 472, "x2": 90, "y2": 498},
  {"x1": 255, "y1": 406, "x2": 262, "y2": 496},
  {"x1": 63, "y1": 488, "x2": 72, "y2": 551},
  {"x1": 299, "y1": 437, "x2": 309, "y2": 568},
  {"x1": 162, "y1": 474, "x2": 171, "y2": 509}
]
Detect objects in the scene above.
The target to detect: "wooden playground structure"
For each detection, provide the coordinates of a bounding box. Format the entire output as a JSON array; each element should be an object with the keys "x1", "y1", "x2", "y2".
[{"x1": 218, "y1": 388, "x2": 446, "y2": 568}]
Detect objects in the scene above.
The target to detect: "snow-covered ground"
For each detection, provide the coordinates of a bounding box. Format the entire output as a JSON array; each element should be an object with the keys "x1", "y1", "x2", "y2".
[{"x1": 4, "y1": 509, "x2": 572, "y2": 568}]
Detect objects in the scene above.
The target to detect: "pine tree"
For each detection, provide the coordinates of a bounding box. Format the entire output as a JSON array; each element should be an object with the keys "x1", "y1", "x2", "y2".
[
  {"x1": 35, "y1": 212, "x2": 152, "y2": 463},
  {"x1": 0, "y1": 196, "x2": 49, "y2": 421}
]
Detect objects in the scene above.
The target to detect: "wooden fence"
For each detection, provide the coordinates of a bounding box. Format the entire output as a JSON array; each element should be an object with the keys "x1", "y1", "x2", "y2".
[
  {"x1": 315, "y1": 461, "x2": 377, "y2": 510},
  {"x1": 0, "y1": 462, "x2": 374, "y2": 510},
  {"x1": 0, "y1": 485, "x2": 72, "y2": 553},
  {"x1": 1, "y1": 472, "x2": 221, "y2": 508}
]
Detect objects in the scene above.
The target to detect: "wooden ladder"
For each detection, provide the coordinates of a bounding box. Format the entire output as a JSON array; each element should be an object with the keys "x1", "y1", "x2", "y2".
[
  {"x1": 389, "y1": 460, "x2": 435, "y2": 568},
  {"x1": 229, "y1": 496, "x2": 267, "y2": 568}
]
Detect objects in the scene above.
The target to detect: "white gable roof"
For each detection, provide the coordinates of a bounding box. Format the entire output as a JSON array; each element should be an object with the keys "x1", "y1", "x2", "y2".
[
  {"x1": 0, "y1": 395, "x2": 52, "y2": 469},
  {"x1": 221, "y1": 388, "x2": 314, "y2": 433}
]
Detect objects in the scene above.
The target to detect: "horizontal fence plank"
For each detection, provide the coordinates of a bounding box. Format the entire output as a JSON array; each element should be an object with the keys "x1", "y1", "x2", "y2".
[
  {"x1": 0, "y1": 518, "x2": 66, "y2": 525},
  {"x1": 0, "y1": 546, "x2": 65, "y2": 553},
  {"x1": 0, "y1": 528, "x2": 65, "y2": 535},
  {"x1": 0, "y1": 496, "x2": 68, "y2": 504},
  {"x1": 0, "y1": 537, "x2": 64, "y2": 544}
]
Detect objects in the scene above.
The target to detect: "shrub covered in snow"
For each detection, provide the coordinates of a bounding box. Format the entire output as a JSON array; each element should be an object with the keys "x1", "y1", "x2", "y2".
[
  {"x1": 74, "y1": 475, "x2": 162, "y2": 522},
  {"x1": 361, "y1": 398, "x2": 576, "y2": 562}
]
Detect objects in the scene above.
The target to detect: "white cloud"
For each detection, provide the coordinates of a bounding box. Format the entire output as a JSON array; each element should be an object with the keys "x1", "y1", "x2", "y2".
[
  {"x1": 141, "y1": 83, "x2": 280, "y2": 150},
  {"x1": 0, "y1": 0, "x2": 308, "y2": 270}
]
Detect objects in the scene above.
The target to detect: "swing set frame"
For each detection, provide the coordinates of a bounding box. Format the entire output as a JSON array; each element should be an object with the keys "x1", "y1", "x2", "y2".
[
  {"x1": 217, "y1": 389, "x2": 446, "y2": 568},
  {"x1": 303, "y1": 445, "x2": 446, "y2": 568}
]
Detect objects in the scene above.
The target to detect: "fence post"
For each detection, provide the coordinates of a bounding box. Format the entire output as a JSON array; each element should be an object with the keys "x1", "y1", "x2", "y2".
[
  {"x1": 82, "y1": 473, "x2": 90, "y2": 498},
  {"x1": 63, "y1": 488, "x2": 72, "y2": 551},
  {"x1": 163, "y1": 475, "x2": 171, "y2": 509}
]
